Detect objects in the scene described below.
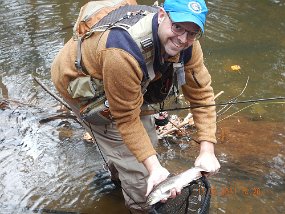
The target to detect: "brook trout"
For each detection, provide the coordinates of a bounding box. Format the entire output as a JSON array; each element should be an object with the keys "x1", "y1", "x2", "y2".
[{"x1": 146, "y1": 167, "x2": 203, "y2": 206}]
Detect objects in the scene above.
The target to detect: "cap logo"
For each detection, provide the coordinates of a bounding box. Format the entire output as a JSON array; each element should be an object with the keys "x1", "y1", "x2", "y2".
[{"x1": 188, "y1": 1, "x2": 202, "y2": 13}]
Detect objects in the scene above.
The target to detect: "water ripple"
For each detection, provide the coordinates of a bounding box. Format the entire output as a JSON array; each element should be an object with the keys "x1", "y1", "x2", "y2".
[
  {"x1": 0, "y1": 0, "x2": 74, "y2": 76},
  {"x1": 206, "y1": 0, "x2": 246, "y2": 43}
]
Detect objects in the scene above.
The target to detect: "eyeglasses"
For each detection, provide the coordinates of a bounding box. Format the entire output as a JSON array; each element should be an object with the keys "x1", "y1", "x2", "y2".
[{"x1": 169, "y1": 19, "x2": 202, "y2": 41}]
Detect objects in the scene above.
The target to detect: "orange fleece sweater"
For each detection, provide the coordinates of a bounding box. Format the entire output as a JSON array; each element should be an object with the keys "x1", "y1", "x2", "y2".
[{"x1": 51, "y1": 28, "x2": 216, "y2": 162}]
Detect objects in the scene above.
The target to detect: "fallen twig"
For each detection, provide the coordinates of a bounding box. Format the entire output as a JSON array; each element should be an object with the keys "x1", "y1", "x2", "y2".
[
  {"x1": 33, "y1": 76, "x2": 72, "y2": 111},
  {"x1": 218, "y1": 77, "x2": 248, "y2": 116},
  {"x1": 157, "y1": 90, "x2": 224, "y2": 138},
  {"x1": 39, "y1": 112, "x2": 78, "y2": 124}
]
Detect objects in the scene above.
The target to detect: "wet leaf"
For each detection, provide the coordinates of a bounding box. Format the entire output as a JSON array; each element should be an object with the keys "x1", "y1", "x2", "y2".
[
  {"x1": 83, "y1": 132, "x2": 93, "y2": 143},
  {"x1": 251, "y1": 104, "x2": 267, "y2": 116},
  {"x1": 0, "y1": 97, "x2": 9, "y2": 110},
  {"x1": 230, "y1": 65, "x2": 241, "y2": 72}
]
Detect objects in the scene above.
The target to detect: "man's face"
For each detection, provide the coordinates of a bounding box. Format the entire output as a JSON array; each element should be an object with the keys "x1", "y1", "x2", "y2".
[{"x1": 157, "y1": 8, "x2": 201, "y2": 57}]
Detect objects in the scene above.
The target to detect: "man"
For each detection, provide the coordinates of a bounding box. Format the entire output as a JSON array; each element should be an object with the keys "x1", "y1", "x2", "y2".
[{"x1": 51, "y1": 0, "x2": 220, "y2": 213}]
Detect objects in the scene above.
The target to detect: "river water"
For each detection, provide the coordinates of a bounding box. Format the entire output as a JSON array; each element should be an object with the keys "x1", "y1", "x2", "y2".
[{"x1": 0, "y1": 0, "x2": 284, "y2": 213}]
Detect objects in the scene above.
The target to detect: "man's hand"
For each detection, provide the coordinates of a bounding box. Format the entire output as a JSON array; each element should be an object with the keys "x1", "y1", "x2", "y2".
[
  {"x1": 143, "y1": 155, "x2": 170, "y2": 196},
  {"x1": 194, "y1": 141, "x2": 220, "y2": 176}
]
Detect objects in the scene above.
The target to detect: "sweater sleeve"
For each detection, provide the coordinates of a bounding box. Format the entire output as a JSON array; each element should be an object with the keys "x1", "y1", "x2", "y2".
[
  {"x1": 182, "y1": 41, "x2": 217, "y2": 143},
  {"x1": 99, "y1": 48, "x2": 157, "y2": 162}
]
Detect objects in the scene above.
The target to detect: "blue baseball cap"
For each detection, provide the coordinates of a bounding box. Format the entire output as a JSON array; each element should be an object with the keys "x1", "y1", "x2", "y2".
[{"x1": 163, "y1": 0, "x2": 208, "y2": 32}]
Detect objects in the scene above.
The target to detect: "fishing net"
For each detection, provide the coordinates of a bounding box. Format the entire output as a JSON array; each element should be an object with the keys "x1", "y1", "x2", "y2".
[{"x1": 149, "y1": 176, "x2": 211, "y2": 214}]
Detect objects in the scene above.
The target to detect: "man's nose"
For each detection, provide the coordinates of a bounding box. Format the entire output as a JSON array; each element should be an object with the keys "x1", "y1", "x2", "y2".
[{"x1": 177, "y1": 32, "x2": 189, "y2": 44}]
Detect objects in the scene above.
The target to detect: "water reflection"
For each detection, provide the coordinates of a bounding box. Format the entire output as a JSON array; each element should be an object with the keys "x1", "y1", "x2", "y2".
[
  {"x1": 159, "y1": 115, "x2": 285, "y2": 214},
  {"x1": 0, "y1": 0, "x2": 284, "y2": 213}
]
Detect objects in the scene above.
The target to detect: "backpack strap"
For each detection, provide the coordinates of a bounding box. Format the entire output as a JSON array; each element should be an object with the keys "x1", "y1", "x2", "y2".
[{"x1": 73, "y1": 0, "x2": 137, "y2": 40}]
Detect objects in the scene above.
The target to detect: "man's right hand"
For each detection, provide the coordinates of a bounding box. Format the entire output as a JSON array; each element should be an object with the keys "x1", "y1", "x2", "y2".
[{"x1": 143, "y1": 155, "x2": 170, "y2": 196}]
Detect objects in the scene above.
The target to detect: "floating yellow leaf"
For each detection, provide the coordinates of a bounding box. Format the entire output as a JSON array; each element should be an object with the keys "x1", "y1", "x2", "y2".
[{"x1": 231, "y1": 65, "x2": 241, "y2": 71}]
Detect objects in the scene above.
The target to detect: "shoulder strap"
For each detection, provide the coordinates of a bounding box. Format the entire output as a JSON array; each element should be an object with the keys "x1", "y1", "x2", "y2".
[
  {"x1": 127, "y1": 13, "x2": 156, "y2": 93},
  {"x1": 127, "y1": 13, "x2": 155, "y2": 64}
]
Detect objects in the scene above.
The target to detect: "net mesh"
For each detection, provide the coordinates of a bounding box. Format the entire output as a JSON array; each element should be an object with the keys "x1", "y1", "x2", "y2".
[{"x1": 149, "y1": 176, "x2": 211, "y2": 214}]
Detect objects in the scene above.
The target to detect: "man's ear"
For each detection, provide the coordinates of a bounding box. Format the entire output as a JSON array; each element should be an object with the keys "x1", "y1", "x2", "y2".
[{"x1": 158, "y1": 7, "x2": 166, "y2": 24}]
